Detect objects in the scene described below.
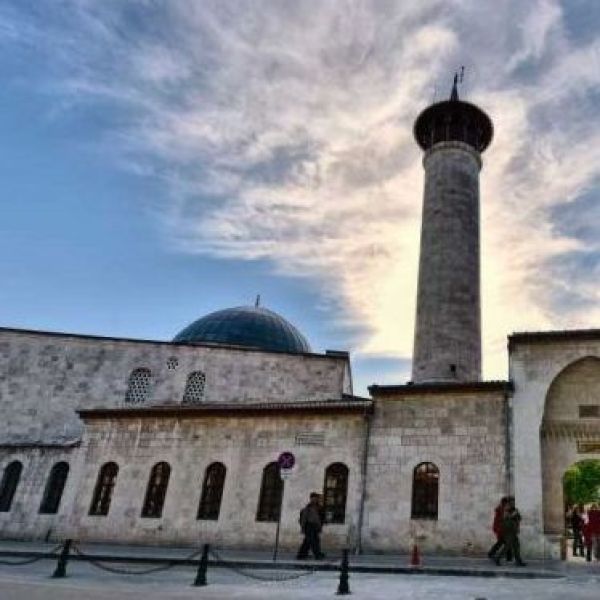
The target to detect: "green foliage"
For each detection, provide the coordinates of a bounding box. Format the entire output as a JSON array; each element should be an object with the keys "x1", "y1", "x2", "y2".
[{"x1": 563, "y1": 460, "x2": 600, "y2": 505}]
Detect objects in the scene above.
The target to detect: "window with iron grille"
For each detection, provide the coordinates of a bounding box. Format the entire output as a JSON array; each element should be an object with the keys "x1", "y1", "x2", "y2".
[
  {"x1": 256, "y1": 462, "x2": 283, "y2": 522},
  {"x1": 197, "y1": 462, "x2": 226, "y2": 520},
  {"x1": 141, "y1": 462, "x2": 170, "y2": 518},
  {"x1": 39, "y1": 462, "x2": 69, "y2": 514},
  {"x1": 411, "y1": 462, "x2": 439, "y2": 520},
  {"x1": 124, "y1": 368, "x2": 153, "y2": 404},
  {"x1": 89, "y1": 462, "x2": 118, "y2": 516},
  {"x1": 323, "y1": 462, "x2": 348, "y2": 523},
  {"x1": 0, "y1": 461, "x2": 23, "y2": 512},
  {"x1": 183, "y1": 371, "x2": 206, "y2": 404}
]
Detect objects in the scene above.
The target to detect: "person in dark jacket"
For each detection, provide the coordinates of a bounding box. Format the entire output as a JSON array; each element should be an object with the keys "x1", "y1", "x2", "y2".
[
  {"x1": 296, "y1": 492, "x2": 325, "y2": 560},
  {"x1": 571, "y1": 505, "x2": 585, "y2": 557},
  {"x1": 495, "y1": 497, "x2": 526, "y2": 566},
  {"x1": 488, "y1": 496, "x2": 510, "y2": 561}
]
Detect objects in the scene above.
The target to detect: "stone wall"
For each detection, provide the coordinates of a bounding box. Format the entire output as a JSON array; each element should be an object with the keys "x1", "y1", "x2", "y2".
[
  {"x1": 412, "y1": 141, "x2": 482, "y2": 383},
  {"x1": 362, "y1": 387, "x2": 507, "y2": 555},
  {"x1": 0, "y1": 328, "x2": 351, "y2": 445},
  {"x1": 0, "y1": 445, "x2": 83, "y2": 541},
  {"x1": 38, "y1": 412, "x2": 367, "y2": 551},
  {"x1": 509, "y1": 332, "x2": 600, "y2": 557}
]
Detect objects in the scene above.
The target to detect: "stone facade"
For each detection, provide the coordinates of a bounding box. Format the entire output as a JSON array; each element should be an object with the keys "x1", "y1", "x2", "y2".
[
  {"x1": 0, "y1": 327, "x2": 352, "y2": 444},
  {"x1": 509, "y1": 331, "x2": 600, "y2": 557},
  {"x1": 412, "y1": 142, "x2": 482, "y2": 383},
  {"x1": 363, "y1": 383, "x2": 508, "y2": 554},
  {"x1": 0, "y1": 409, "x2": 369, "y2": 550}
]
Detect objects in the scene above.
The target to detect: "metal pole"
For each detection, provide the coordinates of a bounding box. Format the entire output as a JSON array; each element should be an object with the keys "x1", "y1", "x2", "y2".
[
  {"x1": 193, "y1": 544, "x2": 209, "y2": 587},
  {"x1": 51, "y1": 539, "x2": 72, "y2": 578},
  {"x1": 273, "y1": 479, "x2": 285, "y2": 562},
  {"x1": 337, "y1": 548, "x2": 350, "y2": 595}
]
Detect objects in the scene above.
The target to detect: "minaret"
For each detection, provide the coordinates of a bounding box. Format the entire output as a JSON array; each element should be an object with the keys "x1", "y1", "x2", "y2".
[{"x1": 411, "y1": 74, "x2": 493, "y2": 383}]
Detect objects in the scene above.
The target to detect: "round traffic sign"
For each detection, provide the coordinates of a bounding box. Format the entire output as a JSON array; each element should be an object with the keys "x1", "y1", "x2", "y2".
[{"x1": 277, "y1": 451, "x2": 295, "y2": 470}]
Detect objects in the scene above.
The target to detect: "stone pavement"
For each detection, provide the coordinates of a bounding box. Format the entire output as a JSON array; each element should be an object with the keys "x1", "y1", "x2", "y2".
[{"x1": 0, "y1": 539, "x2": 598, "y2": 580}]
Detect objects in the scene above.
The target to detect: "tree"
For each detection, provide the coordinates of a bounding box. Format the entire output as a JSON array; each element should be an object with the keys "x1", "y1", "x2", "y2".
[{"x1": 563, "y1": 460, "x2": 600, "y2": 506}]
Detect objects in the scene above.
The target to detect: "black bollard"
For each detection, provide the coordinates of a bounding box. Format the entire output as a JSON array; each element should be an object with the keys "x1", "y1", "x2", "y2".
[
  {"x1": 52, "y1": 539, "x2": 72, "y2": 578},
  {"x1": 193, "y1": 543, "x2": 209, "y2": 587},
  {"x1": 337, "y1": 548, "x2": 350, "y2": 595}
]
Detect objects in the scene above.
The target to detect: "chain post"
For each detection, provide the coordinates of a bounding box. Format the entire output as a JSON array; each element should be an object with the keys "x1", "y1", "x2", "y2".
[
  {"x1": 51, "y1": 539, "x2": 72, "y2": 578},
  {"x1": 336, "y1": 548, "x2": 350, "y2": 595},
  {"x1": 193, "y1": 543, "x2": 209, "y2": 587}
]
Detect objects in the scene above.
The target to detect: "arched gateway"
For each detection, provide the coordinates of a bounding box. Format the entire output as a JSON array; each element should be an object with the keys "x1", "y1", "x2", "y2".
[{"x1": 541, "y1": 357, "x2": 600, "y2": 534}]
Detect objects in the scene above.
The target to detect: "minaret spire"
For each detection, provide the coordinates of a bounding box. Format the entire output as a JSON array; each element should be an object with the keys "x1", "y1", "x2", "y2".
[{"x1": 450, "y1": 66, "x2": 464, "y2": 101}]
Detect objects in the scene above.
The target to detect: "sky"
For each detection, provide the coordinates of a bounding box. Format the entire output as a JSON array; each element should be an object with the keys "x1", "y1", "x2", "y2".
[{"x1": 0, "y1": 0, "x2": 599, "y2": 396}]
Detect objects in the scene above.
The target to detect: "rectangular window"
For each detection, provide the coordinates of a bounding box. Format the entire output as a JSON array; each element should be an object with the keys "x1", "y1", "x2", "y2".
[{"x1": 579, "y1": 405, "x2": 600, "y2": 418}]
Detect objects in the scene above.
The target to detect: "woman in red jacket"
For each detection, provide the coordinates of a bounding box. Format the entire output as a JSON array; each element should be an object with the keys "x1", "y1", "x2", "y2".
[{"x1": 488, "y1": 496, "x2": 511, "y2": 561}]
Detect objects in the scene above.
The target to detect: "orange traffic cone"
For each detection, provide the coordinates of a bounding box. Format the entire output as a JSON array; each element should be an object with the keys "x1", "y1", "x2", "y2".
[{"x1": 410, "y1": 543, "x2": 421, "y2": 566}]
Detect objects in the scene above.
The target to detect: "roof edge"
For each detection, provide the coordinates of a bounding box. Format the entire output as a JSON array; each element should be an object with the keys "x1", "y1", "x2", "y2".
[
  {"x1": 368, "y1": 380, "x2": 512, "y2": 397},
  {"x1": 509, "y1": 329, "x2": 600, "y2": 348},
  {"x1": 78, "y1": 400, "x2": 374, "y2": 420},
  {"x1": 0, "y1": 326, "x2": 349, "y2": 361}
]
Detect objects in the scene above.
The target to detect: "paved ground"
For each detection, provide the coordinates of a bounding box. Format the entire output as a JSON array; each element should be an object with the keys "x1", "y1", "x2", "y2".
[
  {"x1": 0, "y1": 560, "x2": 599, "y2": 599},
  {"x1": 0, "y1": 540, "x2": 598, "y2": 599}
]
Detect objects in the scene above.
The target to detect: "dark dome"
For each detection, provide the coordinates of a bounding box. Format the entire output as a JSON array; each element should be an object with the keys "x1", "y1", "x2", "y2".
[{"x1": 173, "y1": 306, "x2": 311, "y2": 354}]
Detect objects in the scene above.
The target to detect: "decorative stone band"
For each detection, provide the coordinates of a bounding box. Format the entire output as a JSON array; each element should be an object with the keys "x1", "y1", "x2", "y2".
[
  {"x1": 77, "y1": 398, "x2": 373, "y2": 420},
  {"x1": 369, "y1": 380, "x2": 512, "y2": 397},
  {"x1": 541, "y1": 419, "x2": 600, "y2": 440},
  {"x1": 422, "y1": 140, "x2": 483, "y2": 170}
]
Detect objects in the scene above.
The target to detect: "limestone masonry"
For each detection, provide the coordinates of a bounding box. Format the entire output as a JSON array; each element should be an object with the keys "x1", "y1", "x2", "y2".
[{"x1": 0, "y1": 82, "x2": 598, "y2": 558}]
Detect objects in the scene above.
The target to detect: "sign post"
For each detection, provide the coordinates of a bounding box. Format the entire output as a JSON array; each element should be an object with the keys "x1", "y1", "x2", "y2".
[{"x1": 273, "y1": 451, "x2": 295, "y2": 562}]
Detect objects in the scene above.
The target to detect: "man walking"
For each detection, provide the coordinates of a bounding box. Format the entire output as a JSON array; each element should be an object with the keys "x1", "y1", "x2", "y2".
[
  {"x1": 297, "y1": 492, "x2": 325, "y2": 560},
  {"x1": 495, "y1": 496, "x2": 526, "y2": 566}
]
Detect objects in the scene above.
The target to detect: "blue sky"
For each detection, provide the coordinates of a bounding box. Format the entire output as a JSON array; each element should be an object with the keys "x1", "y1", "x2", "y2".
[{"x1": 0, "y1": 1, "x2": 598, "y2": 395}]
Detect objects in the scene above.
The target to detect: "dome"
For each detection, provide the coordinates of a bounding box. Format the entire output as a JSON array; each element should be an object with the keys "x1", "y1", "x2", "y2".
[{"x1": 173, "y1": 306, "x2": 311, "y2": 354}]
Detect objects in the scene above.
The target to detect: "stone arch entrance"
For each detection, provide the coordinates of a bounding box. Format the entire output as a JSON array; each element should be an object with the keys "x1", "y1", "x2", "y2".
[{"x1": 541, "y1": 357, "x2": 600, "y2": 534}]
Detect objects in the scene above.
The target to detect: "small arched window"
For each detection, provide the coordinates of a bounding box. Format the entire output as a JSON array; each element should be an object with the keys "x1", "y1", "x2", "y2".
[
  {"x1": 256, "y1": 462, "x2": 283, "y2": 522},
  {"x1": 197, "y1": 462, "x2": 226, "y2": 520},
  {"x1": 39, "y1": 462, "x2": 69, "y2": 514},
  {"x1": 411, "y1": 462, "x2": 439, "y2": 520},
  {"x1": 323, "y1": 463, "x2": 349, "y2": 524},
  {"x1": 141, "y1": 462, "x2": 170, "y2": 518},
  {"x1": 183, "y1": 371, "x2": 206, "y2": 404},
  {"x1": 0, "y1": 461, "x2": 23, "y2": 512},
  {"x1": 125, "y1": 368, "x2": 153, "y2": 404},
  {"x1": 89, "y1": 462, "x2": 119, "y2": 516}
]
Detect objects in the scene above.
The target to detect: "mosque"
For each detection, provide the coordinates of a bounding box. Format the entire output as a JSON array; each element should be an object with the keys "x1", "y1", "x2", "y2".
[{"x1": 0, "y1": 80, "x2": 598, "y2": 558}]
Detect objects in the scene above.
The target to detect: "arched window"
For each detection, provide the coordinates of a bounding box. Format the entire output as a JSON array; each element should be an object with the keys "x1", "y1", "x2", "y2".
[
  {"x1": 141, "y1": 462, "x2": 170, "y2": 518},
  {"x1": 89, "y1": 462, "x2": 118, "y2": 516},
  {"x1": 0, "y1": 461, "x2": 23, "y2": 512},
  {"x1": 411, "y1": 462, "x2": 439, "y2": 520},
  {"x1": 256, "y1": 462, "x2": 283, "y2": 522},
  {"x1": 183, "y1": 371, "x2": 206, "y2": 404},
  {"x1": 323, "y1": 463, "x2": 349, "y2": 524},
  {"x1": 124, "y1": 368, "x2": 153, "y2": 404},
  {"x1": 39, "y1": 462, "x2": 69, "y2": 514},
  {"x1": 197, "y1": 462, "x2": 226, "y2": 520}
]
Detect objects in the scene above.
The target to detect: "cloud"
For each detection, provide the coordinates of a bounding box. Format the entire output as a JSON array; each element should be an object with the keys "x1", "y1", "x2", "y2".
[{"x1": 1, "y1": 0, "x2": 599, "y2": 379}]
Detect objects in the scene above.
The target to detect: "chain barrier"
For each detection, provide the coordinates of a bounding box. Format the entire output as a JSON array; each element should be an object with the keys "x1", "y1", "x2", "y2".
[
  {"x1": 0, "y1": 544, "x2": 63, "y2": 566},
  {"x1": 72, "y1": 544, "x2": 203, "y2": 576},
  {"x1": 209, "y1": 547, "x2": 315, "y2": 582}
]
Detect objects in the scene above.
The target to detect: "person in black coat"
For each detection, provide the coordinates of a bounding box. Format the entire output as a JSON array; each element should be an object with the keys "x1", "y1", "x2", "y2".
[{"x1": 296, "y1": 492, "x2": 325, "y2": 559}]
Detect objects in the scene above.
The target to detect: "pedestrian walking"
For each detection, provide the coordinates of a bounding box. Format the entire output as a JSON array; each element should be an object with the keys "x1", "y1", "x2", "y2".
[
  {"x1": 488, "y1": 496, "x2": 510, "y2": 561},
  {"x1": 571, "y1": 505, "x2": 585, "y2": 557},
  {"x1": 296, "y1": 492, "x2": 325, "y2": 560},
  {"x1": 494, "y1": 497, "x2": 526, "y2": 566}
]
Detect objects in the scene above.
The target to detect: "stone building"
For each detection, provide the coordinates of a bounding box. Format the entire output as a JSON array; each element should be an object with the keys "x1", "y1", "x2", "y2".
[{"x1": 0, "y1": 82, "x2": 598, "y2": 557}]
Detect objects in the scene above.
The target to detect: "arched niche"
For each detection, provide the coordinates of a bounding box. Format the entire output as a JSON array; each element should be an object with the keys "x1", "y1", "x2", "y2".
[{"x1": 541, "y1": 356, "x2": 600, "y2": 533}]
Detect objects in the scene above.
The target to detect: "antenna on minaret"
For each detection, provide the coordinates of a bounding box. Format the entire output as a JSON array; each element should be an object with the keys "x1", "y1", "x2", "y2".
[{"x1": 255, "y1": 294, "x2": 261, "y2": 308}]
